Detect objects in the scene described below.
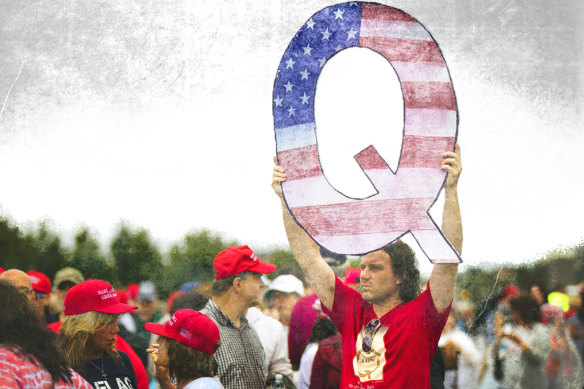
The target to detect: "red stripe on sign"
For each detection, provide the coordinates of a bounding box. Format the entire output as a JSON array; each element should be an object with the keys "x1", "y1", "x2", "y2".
[
  {"x1": 354, "y1": 145, "x2": 390, "y2": 170},
  {"x1": 402, "y1": 82, "x2": 456, "y2": 110},
  {"x1": 361, "y1": 3, "x2": 417, "y2": 23},
  {"x1": 360, "y1": 37, "x2": 444, "y2": 65},
  {"x1": 292, "y1": 197, "x2": 435, "y2": 236},
  {"x1": 278, "y1": 145, "x2": 322, "y2": 181},
  {"x1": 400, "y1": 135, "x2": 455, "y2": 168}
]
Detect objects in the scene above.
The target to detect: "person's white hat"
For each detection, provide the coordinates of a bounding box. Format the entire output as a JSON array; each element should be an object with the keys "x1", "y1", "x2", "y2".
[{"x1": 265, "y1": 274, "x2": 304, "y2": 297}]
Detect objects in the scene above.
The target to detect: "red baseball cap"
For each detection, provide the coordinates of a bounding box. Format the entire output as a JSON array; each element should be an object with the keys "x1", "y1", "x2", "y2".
[
  {"x1": 213, "y1": 245, "x2": 276, "y2": 279},
  {"x1": 116, "y1": 289, "x2": 129, "y2": 305},
  {"x1": 345, "y1": 268, "x2": 361, "y2": 285},
  {"x1": 64, "y1": 279, "x2": 138, "y2": 315},
  {"x1": 126, "y1": 283, "x2": 139, "y2": 300},
  {"x1": 27, "y1": 271, "x2": 51, "y2": 294},
  {"x1": 145, "y1": 309, "x2": 220, "y2": 355},
  {"x1": 167, "y1": 291, "x2": 185, "y2": 313}
]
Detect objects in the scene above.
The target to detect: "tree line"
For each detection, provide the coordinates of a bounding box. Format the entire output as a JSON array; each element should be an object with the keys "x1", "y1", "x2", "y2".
[
  {"x1": 0, "y1": 217, "x2": 302, "y2": 296},
  {"x1": 0, "y1": 217, "x2": 581, "y2": 300}
]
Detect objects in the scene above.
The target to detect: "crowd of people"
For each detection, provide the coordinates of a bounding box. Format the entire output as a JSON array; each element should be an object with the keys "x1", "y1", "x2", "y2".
[
  {"x1": 1, "y1": 256, "x2": 583, "y2": 389},
  {"x1": 1, "y1": 147, "x2": 583, "y2": 388}
]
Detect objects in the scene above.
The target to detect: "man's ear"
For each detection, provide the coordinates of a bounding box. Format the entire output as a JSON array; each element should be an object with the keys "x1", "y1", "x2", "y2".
[
  {"x1": 396, "y1": 271, "x2": 406, "y2": 285},
  {"x1": 232, "y1": 276, "x2": 243, "y2": 291}
]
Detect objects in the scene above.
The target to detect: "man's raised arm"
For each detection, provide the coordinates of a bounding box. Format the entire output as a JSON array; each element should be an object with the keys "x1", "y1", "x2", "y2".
[
  {"x1": 429, "y1": 143, "x2": 463, "y2": 314},
  {"x1": 272, "y1": 158, "x2": 336, "y2": 310}
]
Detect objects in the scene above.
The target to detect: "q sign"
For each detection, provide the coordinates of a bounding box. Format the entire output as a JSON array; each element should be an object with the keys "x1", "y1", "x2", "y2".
[{"x1": 273, "y1": 2, "x2": 461, "y2": 263}]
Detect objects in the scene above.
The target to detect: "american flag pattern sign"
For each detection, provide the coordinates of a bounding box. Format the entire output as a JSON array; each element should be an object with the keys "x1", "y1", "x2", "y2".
[{"x1": 273, "y1": 2, "x2": 461, "y2": 263}]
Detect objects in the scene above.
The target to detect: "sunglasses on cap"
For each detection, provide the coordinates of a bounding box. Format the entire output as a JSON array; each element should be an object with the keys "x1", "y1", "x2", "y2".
[{"x1": 362, "y1": 318, "x2": 381, "y2": 353}]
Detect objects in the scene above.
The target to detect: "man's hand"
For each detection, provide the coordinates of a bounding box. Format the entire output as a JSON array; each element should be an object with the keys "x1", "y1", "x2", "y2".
[
  {"x1": 272, "y1": 156, "x2": 286, "y2": 200},
  {"x1": 442, "y1": 143, "x2": 462, "y2": 190}
]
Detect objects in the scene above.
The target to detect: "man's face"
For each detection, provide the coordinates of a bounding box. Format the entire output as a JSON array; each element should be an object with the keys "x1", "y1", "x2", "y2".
[
  {"x1": 239, "y1": 273, "x2": 265, "y2": 308},
  {"x1": 1, "y1": 270, "x2": 36, "y2": 303},
  {"x1": 530, "y1": 285, "x2": 545, "y2": 305},
  {"x1": 56, "y1": 281, "x2": 76, "y2": 305},
  {"x1": 272, "y1": 291, "x2": 299, "y2": 325},
  {"x1": 138, "y1": 300, "x2": 155, "y2": 320},
  {"x1": 359, "y1": 250, "x2": 401, "y2": 305},
  {"x1": 32, "y1": 291, "x2": 50, "y2": 314}
]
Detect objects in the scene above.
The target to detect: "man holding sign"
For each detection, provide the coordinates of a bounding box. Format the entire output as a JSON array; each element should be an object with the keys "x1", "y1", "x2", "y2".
[{"x1": 272, "y1": 144, "x2": 462, "y2": 389}]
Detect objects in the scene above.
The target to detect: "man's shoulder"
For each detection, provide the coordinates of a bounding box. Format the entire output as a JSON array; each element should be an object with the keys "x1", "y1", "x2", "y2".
[
  {"x1": 403, "y1": 287, "x2": 432, "y2": 309},
  {"x1": 200, "y1": 300, "x2": 221, "y2": 323},
  {"x1": 246, "y1": 307, "x2": 284, "y2": 331}
]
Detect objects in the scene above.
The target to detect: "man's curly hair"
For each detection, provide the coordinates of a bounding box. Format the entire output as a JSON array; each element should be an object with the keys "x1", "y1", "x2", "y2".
[{"x1": 382, "y1": 240, "x2": 420, "y2": 302}]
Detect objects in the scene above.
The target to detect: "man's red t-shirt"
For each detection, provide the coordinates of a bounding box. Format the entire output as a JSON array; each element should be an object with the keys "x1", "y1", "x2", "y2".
[{"x1": 322, "y1": 277, "x2": 450, "y2": 389}]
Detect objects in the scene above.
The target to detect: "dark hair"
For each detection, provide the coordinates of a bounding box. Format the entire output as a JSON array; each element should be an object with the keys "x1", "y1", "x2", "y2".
[
  {"x1": 170, "y1": 292, "x2": 209, "y2": 314},
  {"x1": 0, "y1": 280, "x2": 73, "y2": 383},
  {"x1": 382, "y1": 240, "x2": 420, "y2": 302},
  {"x1": 530, "y1": 283, "x2": 546, "y2": 294},
  {"x1": 167, "y1": 338, "x2": 219, "y2": 381},
  {"x1": 509, "y1": 294, "x2": 541, "y2": 325},
  {"x1": 308, "y1": 318, "x2": 338, "y2": 344},
  {"x1": 211, "y1": 271, "x2": 253, "y2": 296},
  {"x1": 318, "y1": 246, "x2": 347, "y2": 266}
]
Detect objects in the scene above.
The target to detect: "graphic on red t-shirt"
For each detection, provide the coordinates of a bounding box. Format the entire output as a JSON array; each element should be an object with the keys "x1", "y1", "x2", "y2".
[{"x1": 353, "y1": 326, "x2": 388, "y2": 381}]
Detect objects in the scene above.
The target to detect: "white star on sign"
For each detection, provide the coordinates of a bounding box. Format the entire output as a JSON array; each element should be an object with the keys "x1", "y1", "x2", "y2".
[
  {"x1": 300, "y1": 68, "x2": 310, "y2": 80},
  {"x1": 274, "y1": 95, "x2": 283, "y2": 107},
  {"x1": 300, "y1": 92, "x2": 310, "y2": 105},
  {"x1": 288, "y1": 106, "x2": 296, "y2": 117},
  {"x1": 285, "y1": 58, "x2": 295, "y2": 69},
  {"x1": 303, "y1": 44, "x2": 313, "y2": 56},
  {"x1": 349, "y1": 2, "x2": 358, "y2": 6},
  {"x1": 334, "y1": 9, "x2": 344, "y2": 19},
  {"x1": 284, "y1": 81, "x2": 294, "y2": 92},
  {"x1": 335, "y1": 44, "x2": 342, "y2": 51},
  {"x1": 347, "y1": 28, "x2": 357, "y2": 40},
  {"x1": 318, "y1": 57, "x2": 326, "y2": 68},
  {"x1": 321, "y1": 28, "x2": 331, "y2": 41},
  {"x1": 306, "y1": 18, "x2": 315, "y2": 30}
]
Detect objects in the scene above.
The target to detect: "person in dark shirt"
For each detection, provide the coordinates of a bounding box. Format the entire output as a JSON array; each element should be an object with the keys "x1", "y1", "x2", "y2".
[{"x1": 57, "y1": 279, "x2": 140, "y2": 389}]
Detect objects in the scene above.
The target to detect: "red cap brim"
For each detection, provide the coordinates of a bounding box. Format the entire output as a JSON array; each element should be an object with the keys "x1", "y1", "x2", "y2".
[
  {"x1": 144, "y1": 322, "x2": 172, "y2": 339},
  {"x1": 249, "y1": 261, "x2": 277, "y2": 274},
  {"x1": 95, "y1": 303, "x2": 137, "y2": 315}
]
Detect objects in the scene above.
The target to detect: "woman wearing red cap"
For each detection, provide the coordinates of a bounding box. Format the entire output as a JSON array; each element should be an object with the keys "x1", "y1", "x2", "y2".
[
  {"x1": 57, "y1": 279, "x2": 140, "y2": 389},
  {"x1": 145, "y1": 309, "x2": 224, "y2": 389},
  {"x1": 0, "y1": 280, "x2": 92, "y2": 388}
]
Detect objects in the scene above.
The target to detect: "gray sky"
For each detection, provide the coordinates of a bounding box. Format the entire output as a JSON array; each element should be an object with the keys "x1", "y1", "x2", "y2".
[{"x1": 0, "y1": 0, "x2": 582, "y2": 274}]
